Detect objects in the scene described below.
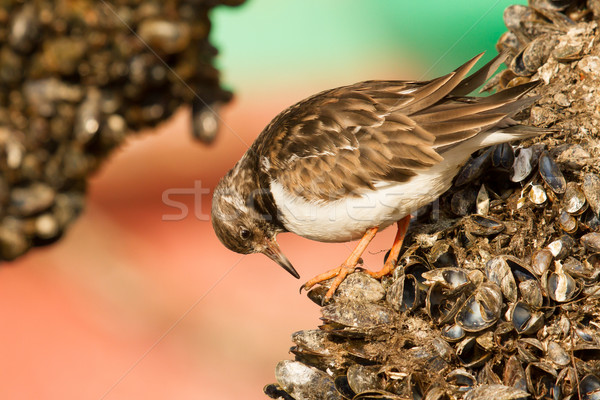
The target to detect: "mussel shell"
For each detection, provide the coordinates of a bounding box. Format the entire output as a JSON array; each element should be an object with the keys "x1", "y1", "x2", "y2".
[
  {"x1": 333, "y1": 375, "x2": 356, "y2": 399},
  {"x1": 510, "y1": 51, "x2": 529, "y2": 77},
  {"x1": 455, "y1": 148, "x2": 493, "y2": 187},
  {"x1": 463, "y1": 384, "x2": 530, "y2": 400},
  {"x1": 539, "y1": 151, "x2": 567, "y2": 194},
  {"x1": 386, "y1": 274, "x2": 423, "y2": 312},
  {"x1": 546, "y1": 341, "x2": 570, "y2": 367},
  {"x1": 426, "y1": 282, "x2": 467, "y2": 325},
  {"x1": 529, "y1": 0, "x2": 579, "y2": 10},
  {"x1": 440, "y1": 323, "x2": 466, "y2": 342},
  {"x1": 547, "y1": 264, "x2": 579, "y2": 302},
  {"x1": 464, "y1": 215, "x2": 505, "y2": 236},
  {"x1": 528, "y1": 0, "x2": 574, "y2": 11},
  {"x1": 575, "y1": 326, "x2": 600, "y2": 344},
  {"x1": 573, "y1": 344, "x2": 600, "y2": 361},
  {"x1": 584, "y1": 254, "x2": 600, "y2": 277},
  {"x1": 503, "y1": 355, "x2": 528, "y2": 392},
  {"x1": 517, "y1": 338, "x2": 545, "y2": 363},
  {"x1": 497, "y1": 31, "x2": 520, "y2": 55},
  {"x1": 192, "y1": 99, "x2": 220, "y2": 143},
  {"x1": 455, "y1": 282, "x2": 502, "y2": 332},
  {"x1": 335, "y1": 272, "x2": 385, "y2": 303},
  {"x1": 446, "y1": 368, "x2": 477, "y2": 389},
  {"x1": 581, "y1": 233, "x2": 600, "y2": 253},
  {"x1": 547, "y1": 234, "x2": 576, "y2": 260},
  {"x1": 291, "y1": 329, "x2": 334, "y2": 356},
  {"x1": 580, "y1": 374, "x2": 600, "y2": 400},
  {"x1": 563, "y1": 256, "x2": 600, "y2": 281},
  {"x1": 525, "y1": 362, "x2": 558, "y2": 399},
  {"x1": 556, "y1": 367, "x2": 578, "y2": 399},
  {"x1": 423, "y1": 384, "x2": 450, "y2": 400},
  {"x1": 451, "y1": 186, "x2": 479, "y2": 216},
  {"x1": 485, "y1": 257, "x2": 518, "y2": 303},
  {"x1": 563, "y1": 182, "x2": 588, "y2": 215},
  {"x1": 402, "y1": 256, "x2": 431, "y2": 282},
  {"x1": 275, "y1": 360, "x2": 341, "y2": 400},
  {"x1": 476, "y1": 184, "x2": 490, "y2": 215},
  {"x1": 504, "y1": 5, "x2": 535, "y2": 31},
  {"x1": 518, "y1": 279, "x2": 544, "y2": 308},
  {"x1": 492, "y1": 143, "x2": 515, "y2": 169},
  {"x1": 479, "y1": 362, "x2": 502, "y2": 386},
  {"x1": 427, "y1": 240, "x2": 457, "y2": 269},
  {"x1": 494, "y1": 322, "x2": 519, "y2": 352},
  {"x1": 321, "y1": 301, "x2": 395, "y2": 330},
  {"x1": 475, "y1": 331, "x2": 495, "y2": 351},
  {"x1": 511, "y1": 35, "x2": 558, "y2": 76},
  {"x1": 529, "y1": 184, "x2": 548, "y2": 206},
  {"x1": 511, "y1": 301, "x2": 545, "y2": 334},
  {"x1": 531, "y1": 248, "x2": 554, "y2": 276},
  {"x1": 307, "y1": 285, "x2": 330, "y2": 306},
  {"x1": 336, "y1": 272, "x2": 386, "y2": 303},
  {"x1": 505, "y1": 255, "x2": 537, "y2": 283},
  {"x1": 581, "y1": 208, "x2": 600, "y2": 231},
  {"x1": 583, "y1": 173, "x2": 600, "y2": 217},
  {"x1": 263, "y1": 383, "x2": 295, "y2": 400},
  {"x1": 558, "y1": 210, "x2": 578, "y2": 233},
  {"x1": 347, "y1": 364, "x2": 383, "y2": 395},
  {"x1": 432, "y1": 336, "x2": 455, "y2": 362},
  {"x1": 422, "y1": 267, "x2": 470, "y2": 292},
  {"x1": 511, "y1": 147, "x2": 534, "y2": 182},
  {"x1": 456, "y1": 337, "x2": 492, "y2": 368}
]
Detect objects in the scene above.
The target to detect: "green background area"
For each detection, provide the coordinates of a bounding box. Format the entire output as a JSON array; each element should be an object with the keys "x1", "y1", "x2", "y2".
[{"x1": 212, "y1": 0, "x2": 527, "y2": 91}]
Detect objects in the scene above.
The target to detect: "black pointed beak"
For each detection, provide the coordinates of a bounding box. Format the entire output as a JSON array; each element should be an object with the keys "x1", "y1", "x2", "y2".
[{"x1": 262, "y1": 238, "x2": 299, "y2": 279}]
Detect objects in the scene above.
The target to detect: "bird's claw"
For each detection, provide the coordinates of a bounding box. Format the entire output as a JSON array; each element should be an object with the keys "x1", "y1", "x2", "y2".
[{"x1": 299, "y1": 282, "x2": 310, "y2": 294}]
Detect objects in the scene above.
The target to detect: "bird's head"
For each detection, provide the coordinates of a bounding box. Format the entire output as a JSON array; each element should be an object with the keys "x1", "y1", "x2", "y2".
[{"x1": 211, "y1": 173, "x2": 299, "y2": 279}]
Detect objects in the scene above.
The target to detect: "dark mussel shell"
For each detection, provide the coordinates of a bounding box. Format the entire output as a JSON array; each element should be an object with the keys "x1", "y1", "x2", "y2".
[
  {"x1": 455, "y1": 148, "x2": 493, "y2": 187},
  {"x1": 492, "y1": 143, "x2": 515, "y2": 170},
  {"x1": 464, "y1": 215, "x2": 505, "y2": 236},
  {"x1": 579, "y1": 374, "x2": 600, "y2": 400},
  {"x1": 539, "y1": 151, "x2": 567, "y2": 194}
]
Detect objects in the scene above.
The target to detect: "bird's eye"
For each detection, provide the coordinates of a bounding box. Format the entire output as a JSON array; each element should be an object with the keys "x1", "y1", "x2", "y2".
[{"x1": 240, "y1": 229, "x2": 251, "y2": 240}]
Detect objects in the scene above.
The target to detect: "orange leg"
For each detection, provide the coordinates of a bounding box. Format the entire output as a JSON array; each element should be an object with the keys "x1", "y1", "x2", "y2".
[
  {"x1": 302, "y1": 227, "x2": 379, "y2": 302},
  {"x1": 366, "y1": 215, "x2": 411, "y2": 279}
]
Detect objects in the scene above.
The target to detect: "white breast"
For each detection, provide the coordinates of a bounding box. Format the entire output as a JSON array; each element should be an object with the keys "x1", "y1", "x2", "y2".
[{"x1": 270, "y1": 157, "x2": 465, "y2": 242}]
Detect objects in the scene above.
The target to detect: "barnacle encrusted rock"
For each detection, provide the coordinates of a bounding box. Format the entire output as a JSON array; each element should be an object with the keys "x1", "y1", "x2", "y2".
[
  {"x1": 265, "y1": 1, "x2": 600, "y2": 399},
  {"x1": 0, "y1": 0, "x2": 243, "y2": 260}
]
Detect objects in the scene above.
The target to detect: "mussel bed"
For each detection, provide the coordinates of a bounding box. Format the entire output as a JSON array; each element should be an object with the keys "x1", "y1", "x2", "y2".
[
  {"x1": 266, "y1": 1, "x2": 600, "y2": 399},
  {"x1": 0, "y1": 0, "x2": 241, "y2": 260}
]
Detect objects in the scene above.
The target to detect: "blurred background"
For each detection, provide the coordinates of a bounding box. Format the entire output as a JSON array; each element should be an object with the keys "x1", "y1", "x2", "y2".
[{"x1": 0, "y1": 0, "x2": 525, "y2": 398}]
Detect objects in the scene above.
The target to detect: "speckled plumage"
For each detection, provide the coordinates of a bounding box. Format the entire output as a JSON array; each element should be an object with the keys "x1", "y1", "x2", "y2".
[{"x1": 211, "y1": 52, "x2": 547, "y2": 279}]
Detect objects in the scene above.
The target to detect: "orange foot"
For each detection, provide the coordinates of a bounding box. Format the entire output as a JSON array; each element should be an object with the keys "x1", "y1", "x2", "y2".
[{"x1": 301, "y1": 215, "x2": 411, "y2": 303}]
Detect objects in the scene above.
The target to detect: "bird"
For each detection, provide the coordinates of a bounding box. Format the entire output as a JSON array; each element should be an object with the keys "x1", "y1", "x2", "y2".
[{"x1": 211, "y1": 52, "x2": 547, "y2": 302}]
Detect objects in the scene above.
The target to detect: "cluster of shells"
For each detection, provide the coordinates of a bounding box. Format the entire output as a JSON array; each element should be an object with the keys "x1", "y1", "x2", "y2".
[
  {"x1": 0, "y1": 0, "x2": 241, "y2": 260},
  {"x1": 265, "y1": 2, "x2": 600, "y2": 400}
]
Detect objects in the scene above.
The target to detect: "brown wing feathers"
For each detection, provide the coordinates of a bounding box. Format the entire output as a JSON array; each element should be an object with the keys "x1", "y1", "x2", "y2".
[{"x1": 265, "y1": 52, "x2": 541, "y2": 201}]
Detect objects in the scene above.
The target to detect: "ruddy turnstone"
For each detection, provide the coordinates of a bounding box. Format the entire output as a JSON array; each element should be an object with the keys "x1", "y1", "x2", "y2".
[{"x1": 211, "y1": 52, "x2": 548, "y2": 301}]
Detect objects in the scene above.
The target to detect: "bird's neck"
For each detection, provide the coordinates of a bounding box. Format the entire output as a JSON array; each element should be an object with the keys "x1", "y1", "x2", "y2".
[{"x1": 232, "y1": 151, "x2": 287, "y2": 232}]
